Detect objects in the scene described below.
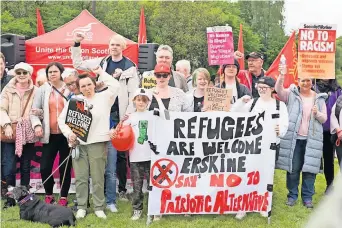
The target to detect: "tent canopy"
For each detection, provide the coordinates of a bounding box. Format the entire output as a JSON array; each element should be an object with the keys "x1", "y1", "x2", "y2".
[{"x1": 26, "y1": 10, "x2": 138, "y2": 80}]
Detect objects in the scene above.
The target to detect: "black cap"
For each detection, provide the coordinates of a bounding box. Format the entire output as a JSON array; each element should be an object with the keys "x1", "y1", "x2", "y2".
[
  {"x1": 222, "y1": 59, "x2": 240, "y2": 76},
  {"x1": 257, "y1": 77, "x2": 276, "y2": 88},
  {"x1": 246, "y1": 52, "x2": 264, "y2": 60}
]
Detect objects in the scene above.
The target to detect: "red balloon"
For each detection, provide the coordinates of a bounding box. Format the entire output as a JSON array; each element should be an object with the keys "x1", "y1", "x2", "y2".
[{"x1": 111, "y1": 125, "x2": 135, "y2": 151}]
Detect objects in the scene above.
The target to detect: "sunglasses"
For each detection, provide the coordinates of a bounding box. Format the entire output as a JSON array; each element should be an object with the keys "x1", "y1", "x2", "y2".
[
  {"x1": 257, "y1": 86, "x2": 271, "y2": 91},
  {"x1": 16, "y1": 71, "x2": 29, "y2": 76},
  {"x1": 155, "y1": 74, "x2": 169, "y2": 79}
]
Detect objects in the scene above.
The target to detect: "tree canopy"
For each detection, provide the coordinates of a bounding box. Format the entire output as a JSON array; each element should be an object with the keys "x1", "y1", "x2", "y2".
[{"x1": 1, "y1": 1, "x2": 340, "y2": 75}]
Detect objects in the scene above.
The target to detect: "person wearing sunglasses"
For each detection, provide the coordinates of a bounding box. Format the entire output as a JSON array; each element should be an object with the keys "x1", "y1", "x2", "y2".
[
  {"x1": 231, "y1": 76, "x2": 289, "y2": 219},
  {"x1": 0, "y1": 62, "x2": 38, "y2": 203},
  {"x1": 30, "y1": 62, "x2": 72, "y2": 207},
  {"x1": 148, "y1": 63, "x2": 191, "y2": 114}
]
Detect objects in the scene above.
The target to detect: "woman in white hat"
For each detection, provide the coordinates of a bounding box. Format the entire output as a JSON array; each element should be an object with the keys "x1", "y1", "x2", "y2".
[{"x1": 0, "y1": 62, "x2": 38, "y2": 196}]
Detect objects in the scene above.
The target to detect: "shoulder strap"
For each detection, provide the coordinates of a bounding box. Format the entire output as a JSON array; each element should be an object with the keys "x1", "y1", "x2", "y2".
[
  {"x1": 250, "y1": 97, "x2": 259, "y2": 112},
  {"x1": 335, "y1": 96, "x2": 342, "y2": 122},
  {"x1": 21, "y1": 89, "x2": 34, "y2": 117},
  {"x1": 51, "y1": 85, "x2": 68, "y2": 101},
  {"x1": 276, "y1": 99, "x2": 280, "y2": 111}
]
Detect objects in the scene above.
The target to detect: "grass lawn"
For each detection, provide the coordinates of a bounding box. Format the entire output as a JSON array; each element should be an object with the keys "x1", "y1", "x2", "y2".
[{"x1": 1, "y1": 164, "x2": 338, "y2": 228}]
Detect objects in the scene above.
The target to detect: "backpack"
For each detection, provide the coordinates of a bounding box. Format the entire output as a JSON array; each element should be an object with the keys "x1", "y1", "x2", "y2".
[
  {"x1": 250, "y1": 97, "x2": 280, "y2": 161},
  {"x1": 331, "y1": 95, "x2": 342, "y2": 144}
]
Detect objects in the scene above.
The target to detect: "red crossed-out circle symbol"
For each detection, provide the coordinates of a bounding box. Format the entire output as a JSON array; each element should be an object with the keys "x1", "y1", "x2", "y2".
[{"x1": 151, "y1": 158, "x2": 178, "y2": 188}]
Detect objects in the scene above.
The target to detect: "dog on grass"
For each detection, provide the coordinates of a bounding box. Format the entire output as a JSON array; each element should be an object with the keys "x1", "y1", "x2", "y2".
[{"x1": 7, "y1": 186, "x2": 76, "y2": 227}]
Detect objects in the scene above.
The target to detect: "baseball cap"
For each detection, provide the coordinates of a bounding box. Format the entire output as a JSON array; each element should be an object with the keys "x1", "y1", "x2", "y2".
[
  {"x1": 133, "y1": 88, "x2": 152, "y2": 101},
  {"x1": 257, "y1": 77, "x2": 276, "y2": 88},
  {"x1": 154, "y1": 63, "x2": 171, "y2": 74},
  {"x1": 245, "y1": 52, "x2": 264, "y2": 60},
  {"x1": 14, "y1": 62, "x2": 33, "y2": 75}
]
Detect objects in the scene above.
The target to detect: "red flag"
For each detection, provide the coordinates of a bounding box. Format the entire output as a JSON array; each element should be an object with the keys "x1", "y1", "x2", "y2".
[
  {"x1": 266, "y1": 32, "x2": 298, "y2": 88},
  {"x1": 138, "y1": 7, "x2": 147, "y2": 44},
  {"x1": 36, "y1": 8, "x2": 45, "y2": 36},
  {"x1": 237, "y1": 24, "x2": 245, "y2": 70}
]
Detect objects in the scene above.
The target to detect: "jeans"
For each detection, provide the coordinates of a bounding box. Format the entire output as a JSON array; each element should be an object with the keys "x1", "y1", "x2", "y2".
[
  {"x1": 323, "y1": 131, "x2": 334, "y2": 187},
  {"x1": 286, "y1": 139, "x2": 316, "y2": 202},
  {"x1": 1, "y1": 142, "x2": 16, "y2": 186},
  {"x1": 1, "y1": 142, "x2": 35, "y2": 187},
  {"x1": 117, "y1": 150, "x2": 128, "y2": 193},
  {"x1": 105, "y1": 142, "x2": 117, "y2": 205}
]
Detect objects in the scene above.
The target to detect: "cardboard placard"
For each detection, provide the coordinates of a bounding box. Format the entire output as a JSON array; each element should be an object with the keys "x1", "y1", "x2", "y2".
[
  {"x1": 65, "y1": 98, "x2": 92, "y2": 142},
  {"x1": 204, "y1": 87, "x2": 232, "y2": 112}
]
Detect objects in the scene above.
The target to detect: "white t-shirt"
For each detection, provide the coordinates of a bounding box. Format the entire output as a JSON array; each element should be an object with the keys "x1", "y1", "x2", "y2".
[
  {"x1": 231, "y1": 98, "x2": 289, "y2": 143},
  {"x1": 225, "y1": 83, "x2": 238, "y2": 104},
  {"x1": 124, "y1": 110, "x2": 155, "y2": 162}
]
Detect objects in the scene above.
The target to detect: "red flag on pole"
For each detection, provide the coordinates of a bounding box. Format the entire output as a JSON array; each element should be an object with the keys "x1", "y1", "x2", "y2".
[
  {"x1": 266, "y1": 31, "x2": 298, "y2": 88},
  {"x1": 138, "y1": 7, "x2": 147, "y2": 44},
  {"x1": 237, "y1": 24, "x2": 245, "y2": 70},
  {"x1": 36, "y1": 8, "x2": 45, "y2": 36}
]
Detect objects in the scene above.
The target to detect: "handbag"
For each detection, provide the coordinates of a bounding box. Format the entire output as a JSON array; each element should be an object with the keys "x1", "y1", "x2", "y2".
[{"x1": 0, "y1": 89, "x2": 34, "y2": 143}]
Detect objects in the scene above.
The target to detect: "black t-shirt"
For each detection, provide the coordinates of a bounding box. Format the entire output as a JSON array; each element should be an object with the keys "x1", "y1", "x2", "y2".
[
  {"x1": 106, "y1": 57, "x2": 126, "y2": 122},
  {"x1": 149, "y1": 97, "x2": 171, "y2": 111},
  {"x1": 193, "y1": 96, "x2": 204, "y2": 112},
  {"x1": 251, "y1": 70, "x2": 265, "y2": 98}
]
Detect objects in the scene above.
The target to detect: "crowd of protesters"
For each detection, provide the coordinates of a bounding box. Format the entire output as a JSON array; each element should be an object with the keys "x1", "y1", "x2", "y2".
[{"x1": 0, "y1": 31, "x2": 341, "y2": 223}]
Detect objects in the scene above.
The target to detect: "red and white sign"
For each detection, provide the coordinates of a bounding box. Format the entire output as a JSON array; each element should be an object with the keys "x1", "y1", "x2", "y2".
[
  {"x1": 148, "y1": 111, "x2": 276, "y2": 215},
  {"x1": 298, "y1": 24, "x2": 337, "y2": 79},
  {"x1": 207, "y1": 25, "x2": 234, "y2": 66}
]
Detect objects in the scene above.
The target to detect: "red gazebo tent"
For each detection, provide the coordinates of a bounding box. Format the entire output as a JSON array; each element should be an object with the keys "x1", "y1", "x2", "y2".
[{"x1": 26, "y1": 10, "x2": 138, "y2": 81}]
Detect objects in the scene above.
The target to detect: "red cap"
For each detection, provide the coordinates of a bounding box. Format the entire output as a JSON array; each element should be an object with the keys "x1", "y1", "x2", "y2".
[{"x1": 154, "y1": 63, "x2": 171, "y2": 74}]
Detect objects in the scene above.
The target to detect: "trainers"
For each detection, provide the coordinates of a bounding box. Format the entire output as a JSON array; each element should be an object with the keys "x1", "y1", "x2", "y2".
[
  {"x1": 303, "y1": 201, "x2": 314, "y2": 209},
  {"x1": 45, "y1": 195, "x2": 55, "y2": 204},
  {"x1": 58, "y1": 198, "x2": 68, "y2": 207},
  {"x1": 131, "y1": 210, "x2": 142, "y2": 220},
  {"x1": 106, "y1": 204, "x2": 118, "y2": 213},
  {"x1": 118, "y1": 191, "x2": 129, "y2": 201},
  {"x1": 235, "y1": 212, "x2": 247, "y2": 220},
  {"x1": 95, "y1": 210, "x2": 107, "y2": 219},
  {"x1": 286, "y1": 198, "x2": 296, "y2": 206},
  {"x1": 260, "y1": 211, "x2": 268, "y2": 217},
  {"x1": 76, "y1": 209, "x2": 86, "y2": 219},
  {"x1": 154, "y1": 215, "x2": 162, "y2": 221}
]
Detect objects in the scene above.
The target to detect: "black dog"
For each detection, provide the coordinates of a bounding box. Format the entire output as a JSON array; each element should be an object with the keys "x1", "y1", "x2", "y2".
[{"x1": 7, "y1": 186, "x2": 76, "y2": 227}]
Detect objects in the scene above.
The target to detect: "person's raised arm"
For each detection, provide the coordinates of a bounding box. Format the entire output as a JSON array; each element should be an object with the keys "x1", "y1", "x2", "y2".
[
  {"x1": 71, "y1": 33, "x2": 102, "y2": 72},
  {"x1": 275, "y1": 73, "x2": 290, "y2": 103}
]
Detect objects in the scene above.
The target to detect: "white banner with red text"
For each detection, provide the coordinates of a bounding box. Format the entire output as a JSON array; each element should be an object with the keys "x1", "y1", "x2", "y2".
[{"x1": 148, "y1": 111, "x2": 277, "y2": 215}]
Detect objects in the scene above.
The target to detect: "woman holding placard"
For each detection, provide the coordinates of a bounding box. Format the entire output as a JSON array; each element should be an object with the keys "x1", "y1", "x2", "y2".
[
  {"x1": 58, "y1": 66, "x2": 120, "y2": 219},
  {"x1": 275, "y1": 71, "x2": 327, "y2": 209}
]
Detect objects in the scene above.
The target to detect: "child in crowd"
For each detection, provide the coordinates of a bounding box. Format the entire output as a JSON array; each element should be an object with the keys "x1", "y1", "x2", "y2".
[
  {"x1": 231, "y1": 77, "x2": 289, "y2": 219},
  {"x1": 117, "y1": 88, "x2": 154, "y2": 220}
]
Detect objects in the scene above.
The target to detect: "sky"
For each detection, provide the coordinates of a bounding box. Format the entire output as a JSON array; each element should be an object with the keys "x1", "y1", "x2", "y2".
[{"x1": 284, "y1": 0, "x2": 342, "y2": 37}]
